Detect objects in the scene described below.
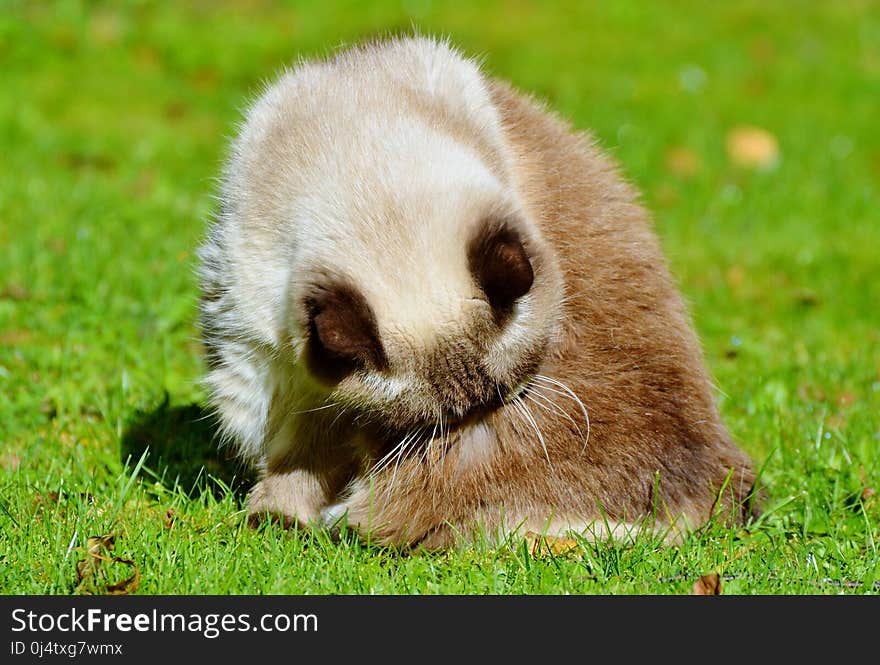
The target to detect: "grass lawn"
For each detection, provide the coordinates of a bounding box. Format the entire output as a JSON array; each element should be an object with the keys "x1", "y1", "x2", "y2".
[{"x1": 1, "y1": 1, "x2": 878, "y2": 594}]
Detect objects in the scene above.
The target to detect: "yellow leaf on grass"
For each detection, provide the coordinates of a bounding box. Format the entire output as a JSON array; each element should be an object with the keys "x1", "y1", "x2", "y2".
[
  {"x1": 726, "y1": 126, "x2": 779, "y2": 169},
  {"x1": 524, "y1": 531, "x2": 580, "y2": 556},
  {"x1": 74, "y1": 534, "x2": 140, "y2": 595}
]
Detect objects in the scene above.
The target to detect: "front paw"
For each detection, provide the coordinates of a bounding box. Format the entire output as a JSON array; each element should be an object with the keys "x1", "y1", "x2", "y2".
[{"x1": 246, "y1": 470, "x2": 325, "y2": 529}]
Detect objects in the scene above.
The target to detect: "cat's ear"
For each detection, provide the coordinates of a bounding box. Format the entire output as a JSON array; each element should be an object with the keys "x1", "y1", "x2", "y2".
[
  {"x1": 468, "y1": 218, "x2": 534, "y2": 318},
  {"x1": 304, "y1": 282, "x2": 388, "y2": 384}
]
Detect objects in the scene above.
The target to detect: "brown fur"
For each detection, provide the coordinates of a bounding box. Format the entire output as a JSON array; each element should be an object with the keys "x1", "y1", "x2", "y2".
[
  {"x1": 248, "y1": 78, "x2": 758, "y2": 548},
  {"x1": 206, "y1": 39, "x2": 760, "y2": 548}
]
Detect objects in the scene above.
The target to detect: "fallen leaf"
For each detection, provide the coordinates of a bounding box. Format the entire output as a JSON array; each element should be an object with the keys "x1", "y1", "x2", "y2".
[
  {"x1": 32, "y1": 491, "x2": 60, "y2": 510},
  {"x1": 665, "y1": 146, "x2": 703, "y2": 178},
  {"x1": 34, "y1": 490, "x2": 94, "y2": 508},
  {"x1": 726, "y1": 125, "x2": 780, "y2": 169},
  {"x1": 836, "y1": 392, "x2": 857, "y2": 408},
  {"x1": 76, "y1": 535, "x2": 115, "y2": 584},
  {"x1": 797, "y1": 384, "x2": 827, "y2": 402},
  {"x1": 825, "y1": 414, "x2": 846, "y2": 430},
  {"x1": 102, "y1": 561, "x2": 140, "y2": 595},
  {"x1": 0, "y1": 284, "x2": 31, "y2": 301},
  {"x1": 74, "y1": 534, "x2": 140, "y2": 595},
  {"x1": 524, "y1": 531, "x2": 580, "y2": 556},
  {"x1": 692, "y1": 573, "x2": 723, "y2": 595},
  {"x1": 0, "y1": 329, "x2": 31, "y2": 345},
  {"x1": 0, "y1": 453, "x2": 21, "y2": 471}
]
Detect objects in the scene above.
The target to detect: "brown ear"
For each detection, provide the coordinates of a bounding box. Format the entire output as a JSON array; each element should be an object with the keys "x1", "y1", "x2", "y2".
[
  {"x1": 304, "y1": 282, "x2": 387, "y2": 385},
  {"x1": 468, "y1": 220, "x2": 534, "y2": 317}
]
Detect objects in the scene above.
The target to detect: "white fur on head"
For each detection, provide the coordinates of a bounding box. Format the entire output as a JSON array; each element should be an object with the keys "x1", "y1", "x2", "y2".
[{"x1": 197, "y1": 36, "x2": 564, "y2": 465}]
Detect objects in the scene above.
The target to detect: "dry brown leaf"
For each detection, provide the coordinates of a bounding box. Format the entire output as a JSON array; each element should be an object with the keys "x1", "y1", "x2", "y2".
[
  {"x1": 32, "y1": 490, "x2": 94, "y2": 512},
  {"x1": 726, "y1": 125, "x2": 779, "y2": 169},
  {"x1": 825, "y1": 414, "x2": 846, "y2": 430},
  {"x1": 0, "y1": 284, "x2": 31, "y2": 301},
  {"x1": 102, "y1": 559, "x2": 140, "y2": 595},
  {"x1": 524, "y1": 531, "x2": 580, "y2": 557},
  {"x1": 797, "y1": 384, "x2": 827, "y2": 402},
  {"x1": 836, "y1": 392, "x2": 857, "y2": 408},
  {"x1": 74, "y1": 534, "x2": 140, "y2": 595},
  {"x1": 0, "y1": 452, "x2": 21, "y2": 471},
  {"x1": 0, "y1": 329, "x2": 31, "y2": 345},
  {"x1": 32, "y1": 491, "x2": 60, "y2": 510},
  {"x1": 75, "y1": 535, "x2": 116, "y2": 582},
  {"x1": 691, "y1": 573, "x2": 723, "y2": 595},
  {"x1": 665, "y1": 146, "x2": 703, "y2": 178}
]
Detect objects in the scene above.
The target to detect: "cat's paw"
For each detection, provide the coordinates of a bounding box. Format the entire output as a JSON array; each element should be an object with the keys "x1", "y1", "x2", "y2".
[{"x1": 246, "y1": 470, "x2": 325, "y2": 529}]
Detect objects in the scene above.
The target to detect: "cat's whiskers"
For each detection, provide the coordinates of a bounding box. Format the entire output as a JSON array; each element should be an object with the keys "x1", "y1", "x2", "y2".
[
  {"x1": 511, "y1": 395, "x2": 552, "y2": 466},
  {"x1": 522, "y1": 387, "x2": 583, "y2": 437},
  {"x1": 533, "y1": 374, "x2": 591, "y2": 452}
]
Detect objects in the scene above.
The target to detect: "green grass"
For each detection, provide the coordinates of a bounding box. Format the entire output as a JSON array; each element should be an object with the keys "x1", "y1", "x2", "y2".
[{"x1": 1, "y1": 0, "x2": 878, "y2": 594}]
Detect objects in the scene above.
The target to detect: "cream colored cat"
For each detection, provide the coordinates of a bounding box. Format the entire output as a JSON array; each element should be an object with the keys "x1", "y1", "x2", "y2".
[{"x1": 197, "y1": 36, "x2": 758, "y2": 548}]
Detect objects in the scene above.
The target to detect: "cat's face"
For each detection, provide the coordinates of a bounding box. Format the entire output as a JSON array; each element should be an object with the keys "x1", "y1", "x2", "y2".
[
  {"x1": 289, "y1": 174, "x2": 564, "y2": 437},
  {"x1": 200, "y1": 40, "x2": 565, "y2": 446}
]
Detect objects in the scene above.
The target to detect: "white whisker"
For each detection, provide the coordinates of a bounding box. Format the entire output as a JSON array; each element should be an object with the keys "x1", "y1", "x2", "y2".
[
  {"x1": 288, "y1": 401, "x2": 341, "y2": 416},
  {"x1": 418, "y1": 419, "x2": 437, "y2": 468},
  {"x1": 373, "y1": 428, "x2": 416, "y2": 478},
  {"x1": 523, "y1": 388, "x2": 583, "y2": 437},
  {"x1": 513, "y1": 396, "x2": 551, "y2": 466},
  {"x1": 436, "y1": 411, "x2": 448, "y2": 465},
  {"x1": 328, "y1": 404, "x2": 349, "y2": 429},
  {"x1": 533, "y1": 374, "x2": 591, "y2": 452},
  {"x1": 388, "y1": 428, "x2": 422, "y2": 490},
  {"x1": 441, "y1": 411, "x2": 453, "y2": 461}
]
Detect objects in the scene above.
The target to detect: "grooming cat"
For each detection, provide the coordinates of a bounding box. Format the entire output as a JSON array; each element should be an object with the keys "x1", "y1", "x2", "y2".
[{"x1": 197, "y1": 36, "x2": 758, "y2": 548}]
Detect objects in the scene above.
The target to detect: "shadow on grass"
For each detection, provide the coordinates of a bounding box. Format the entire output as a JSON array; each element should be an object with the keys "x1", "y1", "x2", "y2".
[{"x1": 121, "y1": 395, "x2": 254, "y2": 501}]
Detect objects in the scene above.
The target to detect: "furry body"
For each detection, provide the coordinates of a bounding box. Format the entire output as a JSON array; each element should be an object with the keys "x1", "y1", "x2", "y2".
[{"x1": 198, "y1": 37, "x2": 757, "y2": 548}]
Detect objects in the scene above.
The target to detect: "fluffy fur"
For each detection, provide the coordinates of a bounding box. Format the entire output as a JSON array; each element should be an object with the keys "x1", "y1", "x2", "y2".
[{"x1": 197, "y1": 36, "x2": 758, "y2": 549}]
